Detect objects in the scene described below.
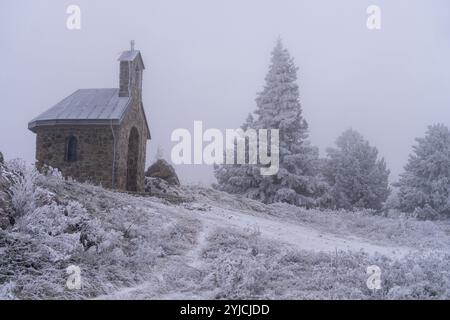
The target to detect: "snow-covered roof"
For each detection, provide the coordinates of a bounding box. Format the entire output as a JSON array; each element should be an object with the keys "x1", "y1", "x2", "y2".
[
  {"x1": 29, "y1": 88, "x2": 151, "y2": 139},
  {"x1": 28, "y1": 88, "x2": 140, "y2": 131}
]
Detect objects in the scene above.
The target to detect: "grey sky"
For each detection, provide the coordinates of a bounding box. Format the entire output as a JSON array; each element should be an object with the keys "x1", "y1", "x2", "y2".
[{"x1": 1, "y1": 0, "x2": 449, "y2": 184}]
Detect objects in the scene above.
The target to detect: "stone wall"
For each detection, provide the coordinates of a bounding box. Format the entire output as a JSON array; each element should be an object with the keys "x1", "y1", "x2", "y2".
[
  {"x1": 119, "y1": 61, "x2": 130, "y2": 97},
  {"x1": 114, "y1": 98, "x2": 148, "y2": 192},
  {"x1": 34, "y1": 101, "x2": 148, "y2": 192},
  {"x1": 35, "y1": 126, "x2": 116, "y2": 188},
  {"x1": 114, "y1": 53, "x2": 148, "y2": 192}
]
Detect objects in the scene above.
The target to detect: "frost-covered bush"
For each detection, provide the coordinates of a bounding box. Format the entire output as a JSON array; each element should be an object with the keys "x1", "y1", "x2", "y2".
[
  {"x1": 0, "y1": 161, "x2": 200, "y2": 299},
  {"x1": 8, "y1": 160, "x2": 39, "y2": 217},
  {"x1": 201, "y1": 228, "x2": 450, "y2": 299},
  {"x1": 202, "y1": 228, "x2": 268, "y2": 299},
  {"x1": 36, "y1": 165, "x2": 65, "y2": 190},
  {"x1": 414, "y1": 205, "x2": 440, "y2": 221},
  {"x1": 0, "y1": 281, "x2": 15, "y2": 300}
]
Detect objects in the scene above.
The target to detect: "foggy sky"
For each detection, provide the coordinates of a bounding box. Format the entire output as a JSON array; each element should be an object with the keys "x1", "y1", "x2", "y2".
[{"x1": 1, "y1": 0, "x2": 449, "y2": 184}]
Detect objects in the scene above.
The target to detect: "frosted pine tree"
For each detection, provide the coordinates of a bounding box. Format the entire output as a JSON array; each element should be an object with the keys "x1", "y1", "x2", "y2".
[
  {"x1": 323, "y1": 129, "x2": 390, "y2": 210},
  {"x1": 396, "y1": 124, "x2": 450, "y2": 219},
  {"x1": 215, "y1": 39, "x2": 326, "y2": 206},
  {"x1": 214, "y1": 113, "x2": 261, "y2": 196}
]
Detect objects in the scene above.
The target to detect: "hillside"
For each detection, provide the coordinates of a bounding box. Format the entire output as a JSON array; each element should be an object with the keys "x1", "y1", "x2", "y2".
[{"x1": 1, "y1": 160, "x2": 450, "y2": 299}]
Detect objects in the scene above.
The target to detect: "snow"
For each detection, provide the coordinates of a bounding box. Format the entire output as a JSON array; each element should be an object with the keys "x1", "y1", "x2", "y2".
[
  {"x1": 2, "y1": 163, "x2": 450, "y2": 299},
  {"x1": 92, "y1": 194, "x2": 442, "y2": 299},
  {"x1": 185, "y1": 206, "x2": 409, "y2": 259}
]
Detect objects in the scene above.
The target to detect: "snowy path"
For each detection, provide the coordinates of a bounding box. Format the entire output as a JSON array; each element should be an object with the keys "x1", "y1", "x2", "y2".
[
  {"x1": 184, "y1": 223, "x2": 210, "y2": 270},
  {"x1": 188, "y1": 204, "x2": 410, "y2": 259},
  {"x1": 95, "y1": 198, "x2": 411, "y2": 299}
]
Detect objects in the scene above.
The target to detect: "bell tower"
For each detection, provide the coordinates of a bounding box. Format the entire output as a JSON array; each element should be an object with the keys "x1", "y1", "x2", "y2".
[{"x1": 118, "y1": 41, "x2": 145, "y2": 98}]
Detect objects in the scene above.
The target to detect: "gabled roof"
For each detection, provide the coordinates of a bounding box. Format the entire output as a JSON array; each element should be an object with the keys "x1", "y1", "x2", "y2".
[
  {"x1": 28, "y1": 88, "x2": 151, "y2": 139},
  {"x1": 117, "y1": 50, "x2": 145, "y2": 69}
]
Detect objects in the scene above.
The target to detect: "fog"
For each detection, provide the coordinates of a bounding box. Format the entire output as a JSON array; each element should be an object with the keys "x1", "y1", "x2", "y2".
[{"x1": 1, "y1": 0, "x2": 449, "y2": 184}]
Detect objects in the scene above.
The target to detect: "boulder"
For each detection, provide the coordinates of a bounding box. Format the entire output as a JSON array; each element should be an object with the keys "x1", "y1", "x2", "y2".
[
  {"x1": 145, "y1": 159, "x2": 180, "y2": 186},
  {"x1": 144, "y1": 177, "x2": 192, "y2": 203},
  {"x1": 144, "y1": 177, "x2": 172, "y2": 194}
]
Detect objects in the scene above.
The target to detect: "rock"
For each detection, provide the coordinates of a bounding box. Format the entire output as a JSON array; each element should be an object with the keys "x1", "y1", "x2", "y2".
[
  {"x1": 144, "y1": 177, "x2": 192, "y2": 203},
  {"x1": 0, "y1": 151, "x2": 3, "y2": 164},
  {"x1": 145, "y1": 159, "x2": 180, "y2": 186},
  {"x1": 144, "y1": 176, "x2": 172, "y2": 194}
]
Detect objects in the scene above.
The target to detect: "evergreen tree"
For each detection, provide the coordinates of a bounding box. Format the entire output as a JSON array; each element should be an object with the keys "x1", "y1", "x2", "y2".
[
  {"x1": 215, "y1": 39, "x2": 326, "y2": 206},
  {"x1": 323, "y1": 129, "x2": 390, "y2": 210},
  {"x1": 396, "y1": 124, "x2": 450, "y2": 219},
  {"x1": 214, "y1": 113, "x2": 261, "y2": 196}
]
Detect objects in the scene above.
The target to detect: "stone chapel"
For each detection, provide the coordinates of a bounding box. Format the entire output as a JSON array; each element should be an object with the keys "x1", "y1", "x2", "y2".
[{"x1": 28, "y1": 43, "x2": 151, "y2": 192}]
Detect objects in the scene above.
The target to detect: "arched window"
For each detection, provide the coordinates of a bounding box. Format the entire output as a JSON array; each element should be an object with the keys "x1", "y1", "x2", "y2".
[{"x1": 66, "y1": 136, "x2": 78, "y2": 162}]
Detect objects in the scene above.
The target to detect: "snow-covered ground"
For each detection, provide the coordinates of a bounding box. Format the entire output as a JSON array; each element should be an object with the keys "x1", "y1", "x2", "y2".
[
  {"x1": 94, "y1": 199, "x2": 408, "y2": 299},
  {"x1": 2, "y1": 163, "x2": 450, "y2": 299},
  {"x1": 183, "y1": 206, "x2": 409, "y2": 258}
]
